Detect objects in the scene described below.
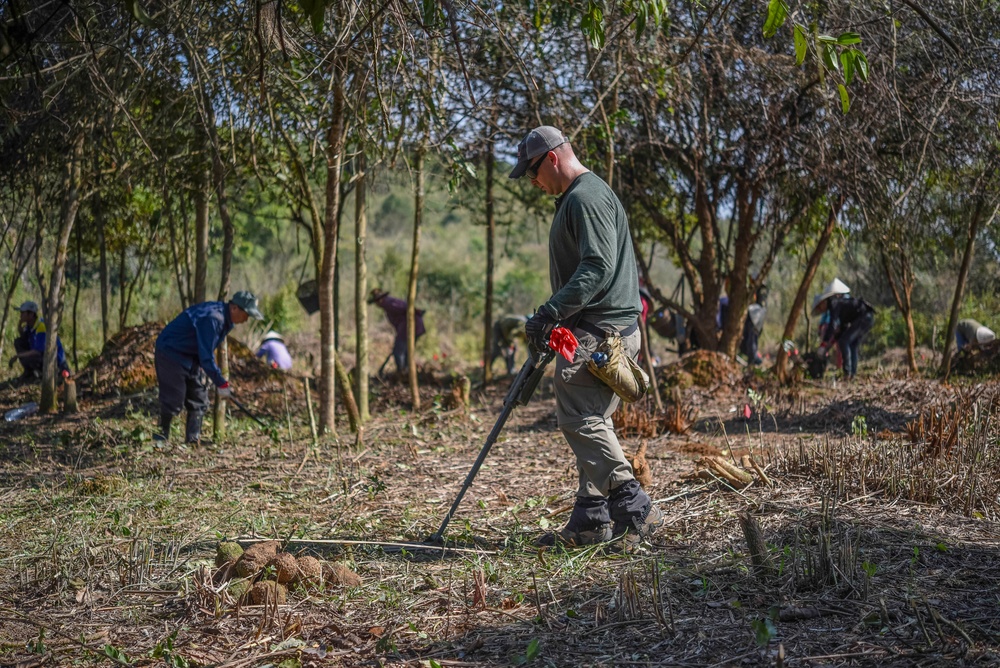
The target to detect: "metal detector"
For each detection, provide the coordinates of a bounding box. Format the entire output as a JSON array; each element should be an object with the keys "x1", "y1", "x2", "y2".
[{"x1": 428, "y1": 347, "x2": 555, "y2": 544}]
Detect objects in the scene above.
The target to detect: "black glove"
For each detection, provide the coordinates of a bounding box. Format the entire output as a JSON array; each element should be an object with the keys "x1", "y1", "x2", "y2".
[
  {"x1": 525, "y1": 306, "x2": 557, "y2": 353},
  {"x1": 7, "y1": 355, "x2": 17, "y2": 369}
]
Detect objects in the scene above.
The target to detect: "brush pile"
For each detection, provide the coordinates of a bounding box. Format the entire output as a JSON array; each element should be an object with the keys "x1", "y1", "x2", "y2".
[{"x1": 657, "y1": 350, "x2": 742, "y2": 390}]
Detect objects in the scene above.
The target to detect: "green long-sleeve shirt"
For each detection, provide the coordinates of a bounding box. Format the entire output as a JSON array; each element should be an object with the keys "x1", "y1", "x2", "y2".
[{"x1": 542, "y1": 171, "x2": 641, "y2": 328}]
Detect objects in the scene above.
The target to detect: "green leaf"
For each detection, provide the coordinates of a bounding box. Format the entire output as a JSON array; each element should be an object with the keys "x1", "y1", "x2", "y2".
[
  {"x1": 821, "y1": 44, "x2": 839, "y2": 72},
  {"x1": 817, "y1": 34, "x2": 839, "y2": 44},
  {"x1": 581, "y1": 1, "x2": 606, "y2": 49},
  {"x1": 422, "y1": 0, "x2": 438, "y2": 26},
  {"x1": 525, "y1": 638, "x2": 541, "y2": 661},
  {"x1": 298, "y1": 0, "x2": 326, "y2": 34},
  {"x1": 855, "y1": 51, "x2": 870, "y2": 82},
  {"x1": 751, "y1": 618, "x2": 776, "y2": 647},
  {"x1": 837, "y1": 32, "x2": 862, "y2": 45},
  {"x1": 838, "y1": 84, "x2": 850, "y2": 113},
  {"x1": 123, "y1": 0, "x2": 155, "y2": 27},
  {"x1": 793, "y1": 24, "x2": 808, "y2": 65},
  {"x1": 841, "y1": 50, "x2": 855, "y2": 85},
  {"x1": 762, "y1": 0, "x2": 787, "y2": 38}
]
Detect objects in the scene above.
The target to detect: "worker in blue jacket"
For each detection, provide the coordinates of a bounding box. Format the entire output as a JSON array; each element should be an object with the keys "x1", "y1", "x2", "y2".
[
  {"x1": 154, "y1": 291, "x2": 263, "y2": 444},
  {"x1": 7, "y1": 300, "x2": 72, "y2": 383}
]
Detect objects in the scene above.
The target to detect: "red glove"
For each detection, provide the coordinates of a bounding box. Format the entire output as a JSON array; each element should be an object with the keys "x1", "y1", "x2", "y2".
[
  {"x1": 547, "y1": 327, "x2": 579, "y2": 363},
  {"x1": 61, "y1": 369, "x2": 70, "y2": 379}
]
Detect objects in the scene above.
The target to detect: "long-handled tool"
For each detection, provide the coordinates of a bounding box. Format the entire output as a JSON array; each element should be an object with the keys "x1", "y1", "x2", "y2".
[
  {"x1": 428, "y1": 347, "x2": 555, "y2": 544},
  {"x1": 229, "y1": 396, "x2": 268, "y2": 428},
  {"x1": 377, "y1": 352, "x2": 393, "y2": 378}
]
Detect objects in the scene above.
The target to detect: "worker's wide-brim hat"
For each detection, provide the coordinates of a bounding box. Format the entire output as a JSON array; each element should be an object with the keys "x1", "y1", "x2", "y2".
[
  {"x1": 811, "y1": 278, "x2": 851, "y2": 315},
  {"x1": 367, "y1": 288, "x2": 388, "y2": 304},
  {"x1": 261, "y1": 330, "x2": 284, "y2": 342}
]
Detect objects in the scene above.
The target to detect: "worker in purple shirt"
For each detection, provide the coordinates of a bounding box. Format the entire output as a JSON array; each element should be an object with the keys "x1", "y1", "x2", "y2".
[
  {"x1": 256, "y1": 331, "x2": 293, "y2": 370},
  {"x1": 368, "y1": 288, "x2": 425, "y2": 375}
]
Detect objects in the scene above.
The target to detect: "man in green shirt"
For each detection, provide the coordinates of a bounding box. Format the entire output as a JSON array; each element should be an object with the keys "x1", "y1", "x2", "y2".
[{"x1": 511, "y1": 125, "x2": 663, "y2": 552}]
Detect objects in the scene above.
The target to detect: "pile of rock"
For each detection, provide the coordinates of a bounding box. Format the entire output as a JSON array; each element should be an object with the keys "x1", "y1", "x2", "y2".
[{"x1": 215, "y1": 540, "x2": 361, "y2": 604}]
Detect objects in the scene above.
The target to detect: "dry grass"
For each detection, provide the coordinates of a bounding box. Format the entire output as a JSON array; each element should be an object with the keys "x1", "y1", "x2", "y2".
[{"x1": 1, "y1": 373, "x2": 999, "y2": 666}]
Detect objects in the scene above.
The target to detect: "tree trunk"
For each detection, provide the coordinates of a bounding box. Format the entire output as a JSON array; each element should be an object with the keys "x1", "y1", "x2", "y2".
[
  {"x1": 775, "y1": 197, "x2": 841, "y2": 382},
  {"x1": 95, "y1": 193, "x2": 111, "y2": 343},
  {"x1": 407, "y1": 142, "x2": 425, "y2": 410},
  {"x1": 1, "y1": 219, "x2": 32, "y2": 367},
  {"x1": 879, "y1": 248, "x2": 919, "y2": 375},
  {"x1": 41, "y1": 132, "x2": 84, "y2": 413},
  {"x1": 482, "y1": 140, "x2": 496, "y2": 384},
  {"x1": 354, "y1": 151, "x2": 370, "y2": 422},
  {"x1": 166, "y1": 191, "x2": 189, "y2": 310},
  {"x1": 72, "y1": 223, "x2": 81, "y2": 370},
  {"x1": 318, "y1": 58, "x2": 347, "y2": 434},
  {"x1": 209, "y1": 112, "x2": 236, "y2": 442},
  {"x1": 193, "y1": 169, "x2": 210, "y2": 304},
  {"x1": 117, "y1": 244, "x2": 127, "y2": 331},
  {"x1": 213, "y1": 338, "x2": 229, "y2": 441},
  {"x1": 941, "y1": 198, "x2": 986, "y2": 380}
]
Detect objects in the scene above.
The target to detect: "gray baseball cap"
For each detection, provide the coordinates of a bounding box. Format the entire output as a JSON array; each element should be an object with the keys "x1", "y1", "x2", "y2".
[
  {"x1": 509, "y1": 126, "x2": 568, "y2": 179},
  {"x1": 231, "y1": 290, "x2": 264, "y2": 320},
  {"x1": 14, "y1": 300, "x2": 39, "y2": 313}
]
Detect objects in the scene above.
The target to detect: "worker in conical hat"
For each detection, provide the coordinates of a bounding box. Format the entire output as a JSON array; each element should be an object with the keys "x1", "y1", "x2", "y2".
[{"x1": 257, "y1": 331, "x2": 292, "y2": 370}]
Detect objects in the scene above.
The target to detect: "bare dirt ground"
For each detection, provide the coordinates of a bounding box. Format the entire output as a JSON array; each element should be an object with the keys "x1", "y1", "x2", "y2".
[{"x1": 1, "y1": 333, "x2": 999, "y2": 668}]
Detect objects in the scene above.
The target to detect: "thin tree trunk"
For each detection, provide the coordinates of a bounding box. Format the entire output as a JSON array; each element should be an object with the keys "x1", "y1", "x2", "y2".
[
  {"x1": 482, "y1": 140, "x2": 496, "y2": 384},
  {"x1": 879, "y1": 248, "x2": 919, "y2": 374},
  {"x1": 941, "y1": 198, "x2": 987, "y2": 380},
  {"x1": 72, "y1": 223, "x2": 81, "y2": 369},
  {"x1": 117, "y1": 245, "x2": 127, "y2": 331},
  {"x1": 407, "y1": 143, "x2": 425, "y2": 410},
  {"x1": 166, "y1": 191, "x2": 189, "y2": 310},
  {"x1": 355, "y1": 151, "x2": 370, "y2": 422},
  {"x1": 319, "y1": 59, "x2": 346, "y2": 434},
  {"x1": 181, "y1": 192, "x2": 194, "y2": 307},
  {"x1": 41, "y1": 132, "x2": 84, "y2": 413},
  {"x1": 775, "y1": 197, "x2": 841, "y2": 383},
  {"x1": 95, "y1": 193, "x2": 111, "y2": 343},
  {"x1": 0, "y1": 222, "x2": 32, "y2": 367},
  {"x1": 193, "y1": 169, "x2": 210, "y2": 304}
]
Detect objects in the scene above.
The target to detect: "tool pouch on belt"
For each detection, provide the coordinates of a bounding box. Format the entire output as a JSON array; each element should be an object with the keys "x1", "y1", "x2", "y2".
[{"x1": 586, "y1": 333, "x2": 650, "y2": 403}]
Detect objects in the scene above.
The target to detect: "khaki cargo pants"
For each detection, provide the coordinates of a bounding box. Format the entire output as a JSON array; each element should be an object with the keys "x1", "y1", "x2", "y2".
[{"x1": 554, "y1": 326, "x2": 641, "y2": 498}]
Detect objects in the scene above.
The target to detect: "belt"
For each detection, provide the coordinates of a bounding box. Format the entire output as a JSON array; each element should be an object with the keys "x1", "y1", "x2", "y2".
[{"x1": 576, "y1": 319, "x2": 639, "y2": 340}]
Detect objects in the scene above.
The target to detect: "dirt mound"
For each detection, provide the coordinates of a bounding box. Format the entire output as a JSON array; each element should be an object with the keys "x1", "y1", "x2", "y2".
[
  {"x1": 81, "y1": 322, "x2": 162, "y2": 396},
  {"x1": 79, "y1": 323, "x2": 296, "y2": 402},
  {"x1": 658, "y1": 350, "x2": 741, "y2": 389}
]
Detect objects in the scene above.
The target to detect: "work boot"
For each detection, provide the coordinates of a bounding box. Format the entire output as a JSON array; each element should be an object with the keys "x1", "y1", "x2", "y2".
[
  {"x1": 535, "y1": 497, "x2": 613, "y2": 547},
  {"x1": 153, "y1": 412, "x2": 172, "y2": 443},
  {"x1": 607, "y1": 480, "x2": 664, "y2": 553},
  {"x1": 185, "y1": 411, "x2": 204, "y2": 445}
]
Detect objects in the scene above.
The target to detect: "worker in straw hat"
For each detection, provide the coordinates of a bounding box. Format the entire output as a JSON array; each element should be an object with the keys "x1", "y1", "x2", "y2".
[
  {"x1": 256, "y1": 330, "x2": 293, "y2": 370},
  {"x1": 812, "y1": 278, "x2": 875, "y2": 380},
  {"x1": 955, "y1": 318, "x2": 995, "y2": 351}
]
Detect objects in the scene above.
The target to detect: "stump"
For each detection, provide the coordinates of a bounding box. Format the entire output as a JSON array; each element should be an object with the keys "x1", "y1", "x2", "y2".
[{"x1": 63, "y1": 378, "x2": 78, "y2": 413}]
